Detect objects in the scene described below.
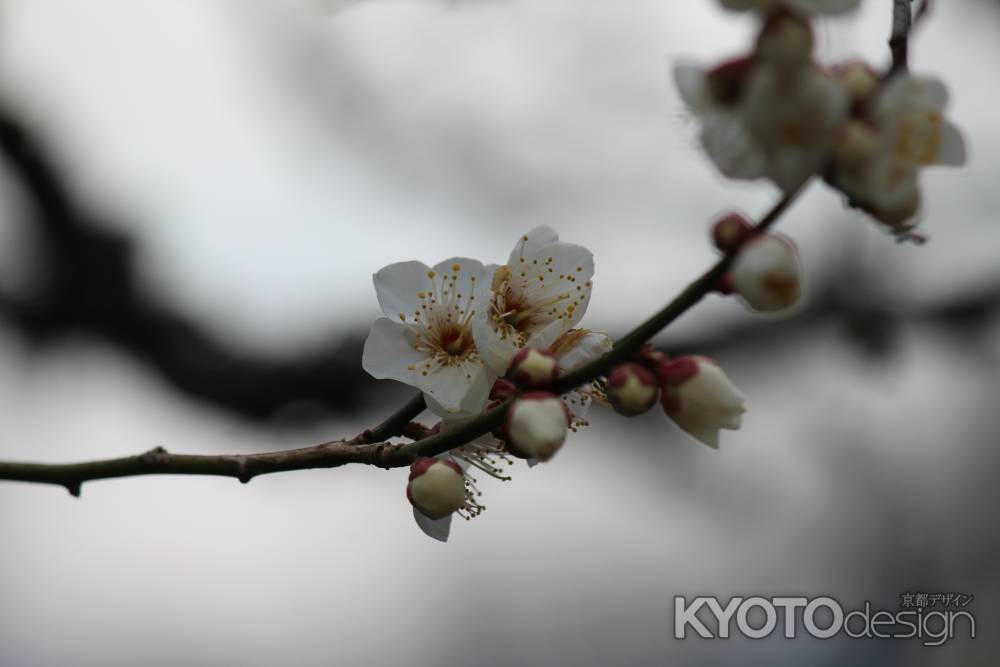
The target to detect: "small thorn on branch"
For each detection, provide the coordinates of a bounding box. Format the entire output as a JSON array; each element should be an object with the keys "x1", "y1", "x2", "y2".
[
  {"x1": 237, "y1": 458, "x2": 253, "y2": 484},
  {"x1": 66, "y1": 482, "x2": 81, "y2": 497}
]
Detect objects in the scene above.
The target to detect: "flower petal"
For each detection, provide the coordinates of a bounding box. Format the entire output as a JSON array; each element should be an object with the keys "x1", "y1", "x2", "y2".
[
  {"x1": 472, "y1": 313, "x2": 522, "y2": 376},
  {"x1": 413, "y1": 507, "x2": 452, "y2": 542},
  {"x1": 935, "y1": 121, "x2": 967, "y2": 166},
  {"x1": 701, "y1": 111, "x2": 769, "y2": 180},
  {"x1": 373, "y1": 260, "x2": 433, "y2": 321},
  {"x1": 430, "y1": 257, "x2": 490, "y2": 303},
  {"x1": 554, "y1": 330, "x2": 612, "y2": 372},
  {"x1": 506, "y1": 226, "x2": 560, "y2": 268},
  {"x1": 419, "y1": 361, "x2": 491, "y2": 416},
  {"x1": 361, "y1": 318, "x2": 423, "y2": 384},
  {"x1": 674, "y1": 64, "x2": 710, "y2": 111}
]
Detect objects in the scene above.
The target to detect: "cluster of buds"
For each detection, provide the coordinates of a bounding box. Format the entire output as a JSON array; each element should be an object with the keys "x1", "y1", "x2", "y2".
[
  {"x1": 605, "y1": 347, "x2": 747, "y2": 449},
  {"x1": 676, "y1": 0, "x2": 966, "y2": 235},
  {"x1": 712, "y1": 212, "x2": 803, "y2": 313}
]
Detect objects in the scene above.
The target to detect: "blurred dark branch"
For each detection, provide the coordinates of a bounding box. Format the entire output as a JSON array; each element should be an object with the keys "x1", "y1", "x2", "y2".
[
  {"x1": 889, "y1": 0, "x2": 931, "y2": 75},
  {"x1": 0, "y1": 100, "x2": 396, "y2": 422}
]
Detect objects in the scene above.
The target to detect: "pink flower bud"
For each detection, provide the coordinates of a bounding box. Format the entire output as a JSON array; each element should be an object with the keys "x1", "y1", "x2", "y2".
[
  {"x1": 730, "y1": 233, "x2": 802, "y2": 312},
  {"x1": 508, "y1": 347, "x2": 559, "y2": 386},
  {"x1": 505, "y1": 391, "x2": 570, "y2": 462},
  {"x1": 406, "y1": 457, "x2": 466, "y2": 520},
  {"x1": 659, "y1": 357, "x2": 746, "y2": 449},
  {"x1": 711, "y1": 213, "x2": 754, "y2": 253},
  {"x1": 607, "y1": 363, "x2": 660, "y2": 416}
]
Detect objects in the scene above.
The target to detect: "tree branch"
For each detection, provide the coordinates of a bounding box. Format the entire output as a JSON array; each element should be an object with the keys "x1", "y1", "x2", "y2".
[
  {"x1": 0, "y1": 440, "x2": 398, "y2": 497},
  {"x1": 889, "y1": 0, "x2": 913, "y2": 74},
  {"x1": 0, "y1": 181, "x2": 811, "y2": 493}
]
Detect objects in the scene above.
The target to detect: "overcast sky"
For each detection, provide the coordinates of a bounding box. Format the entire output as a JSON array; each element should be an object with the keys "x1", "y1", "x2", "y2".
[{"x1": 0, "y1": 1, "x2": 997, "y2": 665}]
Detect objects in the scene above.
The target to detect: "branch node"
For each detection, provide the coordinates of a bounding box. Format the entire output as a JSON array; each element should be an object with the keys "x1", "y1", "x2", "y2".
[
  {"x1": 374, "y1": 443, "x2": 401, "y2": 469},
  {"x1": 237, "y1": 458, "x2": 253, "y2": 484},
  {"x1": 141, "y1": 446, "x2": 169, "y2": 465}
]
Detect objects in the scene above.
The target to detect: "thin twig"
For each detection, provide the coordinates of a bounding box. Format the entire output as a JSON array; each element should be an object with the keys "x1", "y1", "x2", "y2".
[
  {"x1": 355, "y1": 392, "x2": 427, "y2": 443},
  {"x1": 888, "y1": 0, "x2": 914, "y2": 74},
  {"x1": 0, "y1": 181, "x2": 810, "y2": 493}
]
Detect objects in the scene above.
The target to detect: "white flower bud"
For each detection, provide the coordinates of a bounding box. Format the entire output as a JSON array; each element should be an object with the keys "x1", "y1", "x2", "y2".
[
  {"x1": 406, "y1": 457, "x2": 466, "y2": 520},
  {"x1": 607, "y1": 363, "x2": 660, "y2": 417},
  {"x1": 660, "y1": 357, "x2": 747, "y2": 449},
  {"x1": 508, "y1": 347, "x2": 558, "y2": 386},
  {"x1": 505, "y1": 391, "x2": 570, "y2": 462},
  {"x1": 730, "y1": 233, "x2": 802, "y2": 312},
  {"x1": 755, "y1": 14, "x2": 813, "y2": 69}
]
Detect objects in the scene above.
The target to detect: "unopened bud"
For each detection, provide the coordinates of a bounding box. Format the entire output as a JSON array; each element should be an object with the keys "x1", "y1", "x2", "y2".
[
  {"x1": 730, "y1": 233, "x2": 802, "y2": 312},
  {"x1": 756, "y1": 13, "x2": 813, "y2": 69},
  {"x1": 509, "y1": 347, "x2": 558, "y2": 386},
  {"x1": 659, "y1": 357, "x2": 746, "y2": 449},
  {"x1": 712, "y1": 212, "x2": 754, "y2": 252},
  {"x1": 833, "y1": 121, "x2": 878, "y2": 171},
  {"x1": 406, "y1": 457, "x2": 466, "y2": 520},
  {"x1": 505, "y1": 391, "x2": 570, "y2": 462},
  {"x1": 607, "y1": 363, "x2": 660, "y2": 416}
]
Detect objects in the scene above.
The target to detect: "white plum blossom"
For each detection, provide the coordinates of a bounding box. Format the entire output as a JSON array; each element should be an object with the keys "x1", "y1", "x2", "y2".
[
  {"x1": 743, "y1": 65, "x2": 848, "y2": 190},
  {"x1": 730, "y1": 233, "x2": 803, "y2": 312},
  {"x1": 829, "y1": 74, "x2": 967, "y2": 230},
  {"x1": 474, "y1": 226, "x2": 594, "y2": 376},
  {"x1": 675, "y1": 14, "x2": 849, "y2": 192},
  {"x1": 718, "y1": 0, "x2": 860, "y2": 15},
  {"x1": 659, "y1": 357, "x2": 747, "y2": 449},
  {"x1": 675, "y1": 60, "x2": 847, "y2": 191},
  {"x1": 675, "y1": 59, "x2": 766, "y2": 183},
  {"x1": 362, "y1": 258, "x2": 494, "y2": 416}
]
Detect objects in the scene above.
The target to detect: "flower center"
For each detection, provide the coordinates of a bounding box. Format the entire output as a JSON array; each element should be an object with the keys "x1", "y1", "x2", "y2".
[
  {"x1": 440, "y1": 325, "x2": 471, "y2": 356},
  {"x1": 399, "y1": 264, "x2": 481, "y2": 375},
  {"x1": 895, "y1": 110, "x2": 943, "y2": 165}
]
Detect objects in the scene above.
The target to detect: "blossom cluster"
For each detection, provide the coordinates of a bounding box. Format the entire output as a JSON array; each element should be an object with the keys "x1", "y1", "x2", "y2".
[
  {"x1": 676, "y1": 0, "x2": 965, "y2": 235},
  {"x1": 363, "y1": 226, "x2": 785, "y2": 541},
  {"x1": 359, "y1": 0, "x2": 965, "y2": 542}
]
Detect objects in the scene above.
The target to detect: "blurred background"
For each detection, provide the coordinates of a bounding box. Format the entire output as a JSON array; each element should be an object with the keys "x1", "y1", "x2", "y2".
[{"x1": 0, "y1": 0, "x2": 997, "y2": 665}]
